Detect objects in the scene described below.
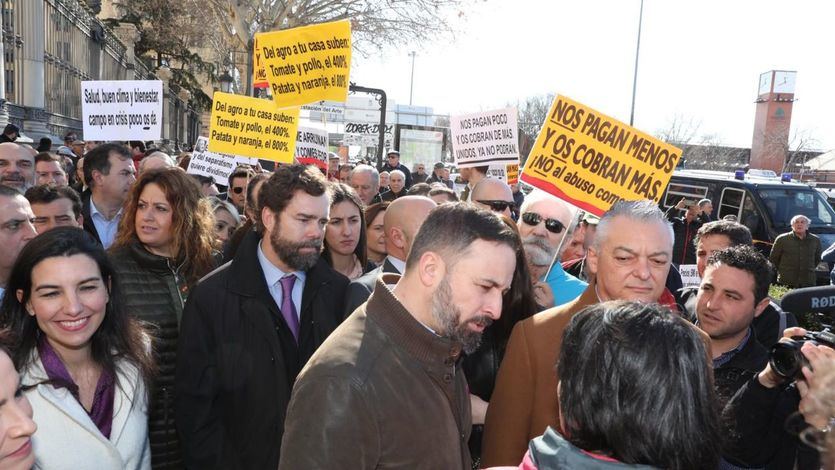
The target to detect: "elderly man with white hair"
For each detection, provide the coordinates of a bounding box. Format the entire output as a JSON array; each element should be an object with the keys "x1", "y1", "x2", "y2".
[
  {"x1": 349, "y1": 164, "x2": 381, "y2": 206},
  {"x1": 769, "y1": 214, "x2": 821, "y2": 288},
  {"x1": 138, "y1": 151, "x2": 175, "y2": 174},
  {"x1": 516, "y1": 190, "x2": 586, "y2": 308},
  {"x1": 380, "y1": 169, "x2": 407, "y2": 201}
]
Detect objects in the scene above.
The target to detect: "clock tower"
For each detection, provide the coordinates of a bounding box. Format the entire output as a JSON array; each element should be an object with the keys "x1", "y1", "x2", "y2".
[{"x1": 750, "y1": 70, "x2": 796, "y2": 173}]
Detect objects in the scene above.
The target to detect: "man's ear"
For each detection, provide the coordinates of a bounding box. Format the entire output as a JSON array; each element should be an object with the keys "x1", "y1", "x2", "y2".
[
  {"x1": 261, "y1": 206, "x2": 276, "y2": 234},
  {"x1": 753, "y1": 297, "x2": 770, "y2": 318},
  {"x1": 417, "y1": 251, "x2": 445, "y2": 288},
  {"x1": 389, "y1": 227, "x2": 406, "y2": 250},
  {"x1": 586, "y1": 245, "x2": 599, "y2": 276}
]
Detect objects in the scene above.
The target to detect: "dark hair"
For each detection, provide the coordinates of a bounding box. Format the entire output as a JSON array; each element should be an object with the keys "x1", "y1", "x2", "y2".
[
  {"x1": 190, "y1": 174, "x2": 215, "y2": 186},
  {"x1": 694, "y1": 220, "x2": 753, "y2": 248},
  {"x1": 321, "y1": 183, "x2": 368, "y2": 269},
  {"x1": 245, "y1": 173, "x2": 270, "y2": 218},
  {"x1": 406, "y1": 182, "x2": 431, "y2": 196},
  {"x1": 24, "y1": 185, "x2": 82, "y2": 218},
  {"x1": 113, "y1": 168, "x2": 216, "y2": 285},
  {"x1": 364, "y1": 202, "x2": 389, "y2": 229},
  {"x1": 473, "y1": 165, "x2": 489, "y2": 175},
  {"x1": 63, "y1": 132, "x2": 77, "y2": 143},
  {"x1": 36, "y1": 137, "x2": 52, "y2": 152},
  {"x1": 34, "y1": 152, "x2": 61, "y2": 165},
  {"x1": 706, "y1": 245, "x2": 773, "y2": 304},
  {"x1": 558, "y1": 301, "x2": 721, "y2": 469},
  {"x1": 428, "y1": 187, "x2": 458, "y2": 202},
  {"x1": 0, "y1": 227, "x2": 155, "y2": 392},
  {"x1": 258, "y1": 164, "x2": 329, "y2": 226},
  {"x1": 128, "y1": 141, "x2": 145, "y2": 153},
  {"x1": 0, "y1": 184, "x2": 22, "y2": 199},
  {"x1": 406, "y1": 202, "x2": 521, "y2": 271},
  {"x1": 228, "y1": 168, "x2": 256, "y2": 188},
  {"x1": 83, "y1": 142, "x2": 131, "y2": 187},
  {"x1": 494, "y1": 215, "x2": 537, "y2": 342}
]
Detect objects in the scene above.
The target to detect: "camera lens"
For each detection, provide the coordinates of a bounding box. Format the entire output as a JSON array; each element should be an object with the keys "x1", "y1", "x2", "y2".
[{"x1": 769, "y1": 342, "x2": 802, "y2": 379}]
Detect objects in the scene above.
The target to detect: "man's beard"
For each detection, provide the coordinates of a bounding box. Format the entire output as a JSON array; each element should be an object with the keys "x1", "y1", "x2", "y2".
[
  {"x1": 269, "y1": 228, "x2": 323, "y2": 271},
  {"x1": 431, "y1": 277, "x2": 493, "y2": 354},
  {"x1": 522, "y1": 234, "x2": 556, "y2": 267},
  {"x1": 0, "y1": 173, "x2": 30, "y2": 193}
]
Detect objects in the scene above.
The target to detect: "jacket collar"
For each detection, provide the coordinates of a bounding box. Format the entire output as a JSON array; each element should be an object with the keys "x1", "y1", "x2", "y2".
[
  {"x1": 365, "y1": 274, "x2": 462, "y2": 367},
  {"x1": 123, "y1": 241, "x2": 176, "y2": 273},
  {"x1": 23, "y1": 354, "x2": 139, "y2": 445}
]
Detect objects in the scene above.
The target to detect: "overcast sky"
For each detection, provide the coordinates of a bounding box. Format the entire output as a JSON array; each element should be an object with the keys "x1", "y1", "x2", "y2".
[{"x1": 350, "y1": 0, "x2": 835, "y2": 151}]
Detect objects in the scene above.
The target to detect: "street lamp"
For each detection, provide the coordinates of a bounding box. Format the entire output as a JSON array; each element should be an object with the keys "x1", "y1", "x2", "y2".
[
  {"x1": 218, "y1": 71, "x2": 234, "y2": 94},
  {"x1": 629, "y1": 0, "x2": 644, "y2": 126},
  {"x1": 409, "y1": 51, "x2": 416, "y2": 105}
]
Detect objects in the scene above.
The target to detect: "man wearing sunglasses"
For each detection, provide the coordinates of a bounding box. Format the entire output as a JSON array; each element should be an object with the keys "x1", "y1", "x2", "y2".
[
  {"x1": 483, "y1": 199, "x2": 679, "y2": 467},
  {"x1": 472, "y1": 178, "x2": 515, "y2": 219},
  {"x1": 225, "y1": 167, "x2": 255, "y2": 213},
  {"x1": 380, "y1": 150, "x2": 412, "y2": 189}
]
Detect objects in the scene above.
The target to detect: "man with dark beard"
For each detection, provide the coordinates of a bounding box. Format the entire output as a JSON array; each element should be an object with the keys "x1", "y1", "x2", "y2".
[
  {"x1": 279, "y1": 204, "x2": 519, "y2": 470},
  {"x1": 175, "y1": 164, "x2": 349, "y2": 469}
]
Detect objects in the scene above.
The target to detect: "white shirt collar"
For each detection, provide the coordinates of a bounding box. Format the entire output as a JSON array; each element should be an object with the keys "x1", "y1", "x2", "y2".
[
  {"x1": 386, "y1": 255, "x2": 406, "y2": 274},
  {"x1": 257, "y1": 239, "x2": 306, "y2": 285}
]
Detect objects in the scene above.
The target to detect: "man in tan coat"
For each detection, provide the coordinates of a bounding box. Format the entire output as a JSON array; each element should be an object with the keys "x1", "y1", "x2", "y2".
[{"x1": 481, "y1": 199, "x2": 681, "y2": 466}]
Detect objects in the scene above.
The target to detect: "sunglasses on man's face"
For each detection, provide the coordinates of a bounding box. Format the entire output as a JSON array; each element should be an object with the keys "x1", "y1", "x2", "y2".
[
  {"x1": 477, "y1": 200, "x2": 516, "y2": 213},
  {"x1": 521, "y1": 212, "x2": 565, "y2": 234},
  {"x1": 231, "y1": 186, "x2": 245, "y2": 194}
]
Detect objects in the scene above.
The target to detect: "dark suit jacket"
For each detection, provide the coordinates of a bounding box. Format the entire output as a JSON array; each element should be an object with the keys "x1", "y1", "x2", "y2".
[
  {"x1": 343, "y1": 258, "x2": 400, "y2": 318},
  {"x1": 175, "y1": 231, "x2": 349, "y2": 470},
  {"x1": 80, "y1": 192, "x2": 103, "y2": 246}
]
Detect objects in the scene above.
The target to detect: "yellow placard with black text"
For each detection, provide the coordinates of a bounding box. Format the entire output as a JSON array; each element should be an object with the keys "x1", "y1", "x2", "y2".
[
  {"x1": 208, "y1": 91, "x2": 299, "y2": 163},
  {"x1": 506, "y1": 164, "x2": 519, "y2": 185},
  {"x1": 520, "y1": 95, "x2": 681, "y2": 216},
  {"x1": 257, "y1": 20, "x2": 352, "y2": 108}
]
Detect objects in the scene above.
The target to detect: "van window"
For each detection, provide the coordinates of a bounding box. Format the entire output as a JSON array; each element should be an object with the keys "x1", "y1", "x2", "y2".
[
  {"x1": 758, "y1": 188, "x2": 835, "y2": 228},
  {"x1": 663, "y1": 183, "x2": 708, "y2": 208},
  {"x1": 718, "y1": 188, "x2": 745, "y2": 220}
]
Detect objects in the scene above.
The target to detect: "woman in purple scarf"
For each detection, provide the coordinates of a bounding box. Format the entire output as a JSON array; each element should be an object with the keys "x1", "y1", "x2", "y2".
[{"x1": 0, "y1": 227, "x2": 155, "y2": 469}]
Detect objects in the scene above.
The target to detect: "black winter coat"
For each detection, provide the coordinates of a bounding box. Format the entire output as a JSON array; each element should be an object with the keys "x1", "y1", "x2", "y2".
[
  {"x1": 110, "y1": 242, "x2": 190, "y2": 469},
  {"x1": 175, "y1": 231, "x2": 349, "y2": 470}
]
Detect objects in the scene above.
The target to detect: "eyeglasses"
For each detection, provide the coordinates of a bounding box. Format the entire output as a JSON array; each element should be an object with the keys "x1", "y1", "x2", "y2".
[
  {"x1": 231, "y1": 186, "x2": 245, "y2": 194},
  {"x1": 476, "y1": 200, "x2": 516, "y2": 213},
  {"x1": 521, "y1": 212, "x2": 565, "y2": 234}
]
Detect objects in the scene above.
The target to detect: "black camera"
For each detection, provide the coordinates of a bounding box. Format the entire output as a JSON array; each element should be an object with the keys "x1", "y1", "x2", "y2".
[{"x1": 769, "y1": 328, "x2": 835, "y2": 380}]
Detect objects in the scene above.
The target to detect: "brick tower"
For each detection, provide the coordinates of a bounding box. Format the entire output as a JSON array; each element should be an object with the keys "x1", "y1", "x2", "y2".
[{"x1": 750, "y1": 70, "x2": 796, "y2": 173}]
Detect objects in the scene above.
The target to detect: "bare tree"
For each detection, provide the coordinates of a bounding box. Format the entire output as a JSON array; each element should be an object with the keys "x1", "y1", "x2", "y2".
[
  {"x1": 654, "y1": 113, "x2": 702, "y2": 147},
  {"x1": 513, "y1": 93, "x2": 554, "y2": 167}
]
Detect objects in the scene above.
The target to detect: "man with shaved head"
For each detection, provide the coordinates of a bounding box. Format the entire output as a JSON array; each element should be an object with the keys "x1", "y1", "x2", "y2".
[
  {"x1": 0, "y1": 142, "x2": 35, "y2": 192},
  {"x1": 138, "y1": 151, "x2": 175, "y2": 174},
  {"x1": 471, "y1": 178, "x2": 515, "y2": 219},
  {"x1": 343, "y1": 196, "x2": 436, "y2": 316}
]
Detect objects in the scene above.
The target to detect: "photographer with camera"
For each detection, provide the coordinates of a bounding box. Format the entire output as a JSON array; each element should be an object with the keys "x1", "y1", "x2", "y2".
[{"x1": 696, "y1": 245, "x2": 827, "y2": 468}]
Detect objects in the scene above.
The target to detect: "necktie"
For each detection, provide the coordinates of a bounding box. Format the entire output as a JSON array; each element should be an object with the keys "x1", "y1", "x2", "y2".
[{"x1": 278, "y1": 275, "x2": 299, "y2": 341}]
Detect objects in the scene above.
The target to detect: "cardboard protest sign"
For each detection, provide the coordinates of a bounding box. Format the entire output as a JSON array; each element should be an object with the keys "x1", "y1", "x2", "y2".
[
  {"x1": 506, "y1": 164, "x2": 519, "y2": 185},
  {"x1": 187, "y1": 136, "x2": 258, "y2": 186},
  {"x1": 521, "y1": 95, "x2": 682, "y2": 216},
  {"x1": 253, "y1": 35, "x2": 270, "y2": 90},
  {"x1": 450, "y1": 107, "x2": 519, "y2": 168},
  {"x1": 295, "y1": 126, "x2": 329, "y2": 170},
  {"x1": 256, "y1": 20, "x2": 352, "y2": 108},
  {"x1": 487, "y1": 164, "x2": 507, "y2": 181},
  {"x1": 679, "y1": 265, "x2": 700, "y2": 287},
  {"x1": 81, "y1": 80, "x2": 162, "y2": 140},
  {"x1": 208, "y1": 92, "x2": 299, "y2": 162}
]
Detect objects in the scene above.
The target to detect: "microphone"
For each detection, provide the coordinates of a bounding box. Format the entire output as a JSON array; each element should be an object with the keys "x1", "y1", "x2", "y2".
[{"x1": 779, "y1": 285, "x2": 835, "y2": 315}]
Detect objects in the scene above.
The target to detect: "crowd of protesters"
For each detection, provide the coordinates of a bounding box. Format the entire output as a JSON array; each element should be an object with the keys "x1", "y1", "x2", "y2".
[{"x1": 0, "y1": 134, "x2": 832, "y2": 470}]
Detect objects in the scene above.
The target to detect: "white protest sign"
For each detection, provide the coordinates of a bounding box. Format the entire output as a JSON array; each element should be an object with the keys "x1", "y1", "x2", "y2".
[
  {"x1": 343, "y1": 122, "x2": 392, "y2": 148},
  {"x1": 295, "y1": 126, "x2": 329, "y2": 170},
  {"x1": 187, "y1": 137, "x2": 257, "y2": 186},
  {"x1": 451, "y1": 107, "x2": 519, "y2": 168},
  {"x1": 679, "y1": 264, "x2": 701, "y2": 287},
  {"x1": 82, "y1": 80, "x2": 163, "y2": 140},
  {"x1": 487, "y1": 164, "x2": 507, "y2": 182}
]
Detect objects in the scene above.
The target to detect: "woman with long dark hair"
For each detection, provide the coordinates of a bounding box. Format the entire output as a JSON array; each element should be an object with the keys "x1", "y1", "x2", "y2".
[
  {"x1": 0, "y1": 227, "x2": 155, "y2": 468},
  {"x1": 364, "y1": 202, "x2": 388, "y2": 266},
  {"x1": 321, "y1": 183, "x2": 373, "y2": 280},
  {"x1": 109, "y1": 167, "x2": 216, "y2": 468},
  {"x1": 463, "y1": 214, "x2": 538, "y2": 466},
  {"x1": 518, "y1": 301, "x2": 721, "y2": 469}
]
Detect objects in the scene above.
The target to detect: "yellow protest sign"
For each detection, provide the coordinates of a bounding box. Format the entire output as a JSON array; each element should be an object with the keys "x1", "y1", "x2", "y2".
[
  {"x1": 520, "y1": 95, "x2": 681, "y2": 216},
  {"x1": 253, "y1": 35, "x2": 269, "y2": 89},
  {"x1": 208, "y1": 92, "x2": 299, "y2": 163},
  {"x1": 506, "y1": 164, "x2": 519, "y2": 185},
  {"x1": 257, "y1": 20, "x2": 352, "y2": 108}
]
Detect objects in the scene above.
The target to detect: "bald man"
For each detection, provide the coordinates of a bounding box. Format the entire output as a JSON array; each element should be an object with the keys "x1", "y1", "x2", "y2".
[
  {"x1": 138, "y1": 151, "x2": 175, "y2": 174},
  {"x1": 343, "y1": 196, "x2": 437, "y2": 317},
  {"x1": 0, "y1": 142, "x2": 35, "y2": 193},
  {"x1": 471, "y1": 178, "x2": 515, "y2": 219}
]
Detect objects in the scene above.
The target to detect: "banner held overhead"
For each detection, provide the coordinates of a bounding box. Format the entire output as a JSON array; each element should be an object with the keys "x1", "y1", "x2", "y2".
[
  {"x1": 81, "y1": 80, "x2": 163, "y2": 141},
  {"x1": 520, "y1": 95, "x2": 681, "y2": 216}
]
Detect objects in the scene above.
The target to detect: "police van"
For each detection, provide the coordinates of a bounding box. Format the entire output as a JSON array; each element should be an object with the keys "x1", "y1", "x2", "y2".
[{"x1": 660, "y1": 169, "x2": 835, "y2": 284}]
